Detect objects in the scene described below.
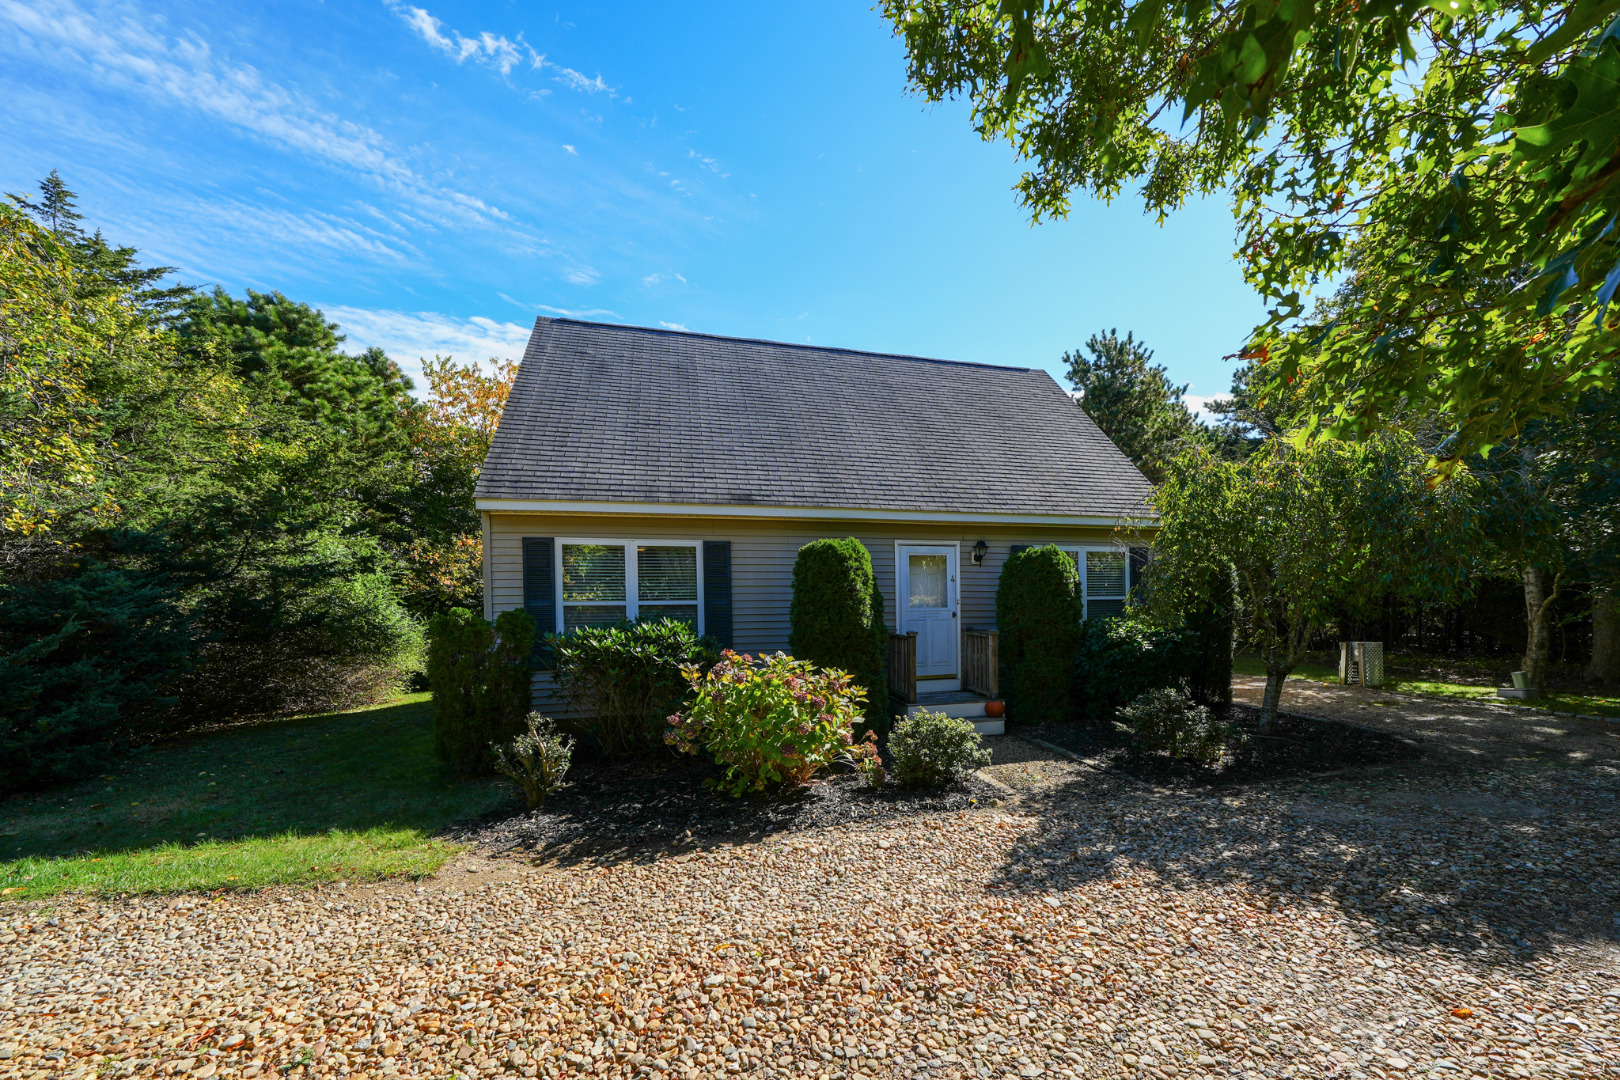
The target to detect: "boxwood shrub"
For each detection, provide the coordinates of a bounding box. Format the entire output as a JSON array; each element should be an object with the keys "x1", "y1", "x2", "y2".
[
  {"x1": 788, "y1": 537, "x2": 887, "y2": 730},
  {"x1": 996, "y1": 545, "x2": 1083, "y2": 725}
]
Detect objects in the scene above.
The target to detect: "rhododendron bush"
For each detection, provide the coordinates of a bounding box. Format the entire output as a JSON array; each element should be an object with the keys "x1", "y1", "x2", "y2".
[{"x1": 666, "y1": 650, "x2": 866, "y2": 796}]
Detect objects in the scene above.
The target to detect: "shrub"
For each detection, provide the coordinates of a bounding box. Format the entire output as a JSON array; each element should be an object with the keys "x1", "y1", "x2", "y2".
[
  {"x1": 887, "y1": 709, "x2": 992, "y2": 788},
  {"x1": 1072, "y1": 608, "x2": 1191, "y2": 723},
  {"x1": 549, "y1": 618, "x2": 720, "y2": 756},
  {"x1": 1119, "y1": 687, "x2": 1229, "y2": 766},
  {"x1": 666, "y1": 650, "x2": 866, "y2": 796},
  {"x1": 167, "y1": 532, "x2": 426, "y2": 724},
  {"x1": 996, "y1": 545, "x2": 1083, "y2": 724},
  {"x1": 492, "y1": 713, "x2": 575, "y2": 809},
  {"x1": 1182, "y1": 563, "x2": 1236, "y2": 708},
  {"x1": 426, "y1": 607, "x2": 535, "y2": 775},
  {"x1": 789, "y1": 538, "x2": 887, "y2": 730},
  {"x1": 849, "y1": 731, "x2": 886, "y2": 788},
  {"x1": 0, "y1": 544, "x2": 194, "y2": 792}
]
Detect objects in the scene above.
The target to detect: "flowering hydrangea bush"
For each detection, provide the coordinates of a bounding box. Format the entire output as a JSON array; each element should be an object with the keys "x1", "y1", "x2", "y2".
[{"x1": 665, "y1": 650, "x2": 867, "y2": 796}]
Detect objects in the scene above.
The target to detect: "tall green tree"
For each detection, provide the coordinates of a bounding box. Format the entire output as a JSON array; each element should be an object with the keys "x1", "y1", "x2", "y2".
[
  {"x1": 1148, "y1": 434, "x2": 1479, "y2": 727},
  {"x1": 3, "y1": 177, "x2": 426, "y2": 786},
  {"x1": 1063, "y1": 329, "x2": 1204, "y2": 483},
  {"x1": 1475, "y1": 388, "x2": 1620, "y2": 688},
  {"x1": 883, "y1": 1, "x2": 1620, "y2": 465},
  {"x1": 8, "y1": 170, "x2": 191, "y2": 318}
]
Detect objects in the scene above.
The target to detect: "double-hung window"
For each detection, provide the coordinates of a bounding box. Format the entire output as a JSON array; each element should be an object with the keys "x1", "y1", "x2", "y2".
[
  {"x1": 556, "y1": 540, "x2": 702, "y2": 633},
  {"x1": 1055, "y1": 546, "x2": 1130, "y2": 620}
]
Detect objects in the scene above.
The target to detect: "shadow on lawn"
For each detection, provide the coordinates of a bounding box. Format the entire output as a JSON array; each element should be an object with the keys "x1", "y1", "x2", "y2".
[
  {"x1": 987, "y1": 750, "x2": 1620, "y2": 965},
  {"x1": 0, "y1": 697, "x2": 513, "y2": 862}
]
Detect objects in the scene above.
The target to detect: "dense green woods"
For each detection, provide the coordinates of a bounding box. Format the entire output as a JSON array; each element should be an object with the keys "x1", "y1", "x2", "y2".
[{"x1": 0, "y1": 176, "x2": 512, "y2": 789}]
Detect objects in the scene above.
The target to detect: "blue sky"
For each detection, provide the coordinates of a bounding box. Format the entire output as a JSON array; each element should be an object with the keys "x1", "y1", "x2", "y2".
[{"x1": 2, "y1": 0, "x2": 1266, "y2": 410}]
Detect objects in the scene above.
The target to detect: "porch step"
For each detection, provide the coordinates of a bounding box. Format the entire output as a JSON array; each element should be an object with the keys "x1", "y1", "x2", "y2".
[{"x1": 904, "y1": 692, "x2": 1004, "y2": 736}]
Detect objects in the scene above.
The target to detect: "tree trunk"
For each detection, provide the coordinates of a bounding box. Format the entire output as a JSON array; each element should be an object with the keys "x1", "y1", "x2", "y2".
[
  {"x1": 1259, "y1": 666, "x2": 1287, "y2": 731},
  {"x1": 1521, "y1": 566, "x2": 1563, "y2": 690},
  {"x1": 1257, "y1": 618, "x2": 1311, "y2": 731},
  {"x1": 1589, "y1": 587, "x2": 1620, "y2": 686}
]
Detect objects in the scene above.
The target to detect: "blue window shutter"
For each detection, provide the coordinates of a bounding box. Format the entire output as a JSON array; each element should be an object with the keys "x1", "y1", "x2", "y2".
[
  {"x1": 703, "y1": 540, "x2": 733, "y2": 649},
  {"x1": 1129, "y1": 546, "x2": 1149, "y2": 600},
  {"x1": 522, "y1": 537, "x2": 555, "y2": 666},
  {"x1": 1009, "y1": 545, "x2": 1031, "y2": 557}
]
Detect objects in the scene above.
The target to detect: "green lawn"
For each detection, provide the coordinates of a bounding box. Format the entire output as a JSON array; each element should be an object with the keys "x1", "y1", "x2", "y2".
[
  {"x1": 1234, "y1": 657, "x2": 1620, "y2": 719},
  {"x1": 0, "y1": 693, "x2": 514, "y2": 901}
]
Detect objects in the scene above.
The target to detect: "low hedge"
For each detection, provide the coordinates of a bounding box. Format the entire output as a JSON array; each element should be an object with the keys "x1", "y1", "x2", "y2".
[{"x1": 548, "y1": 617, "x2": 719, "y2": 756}]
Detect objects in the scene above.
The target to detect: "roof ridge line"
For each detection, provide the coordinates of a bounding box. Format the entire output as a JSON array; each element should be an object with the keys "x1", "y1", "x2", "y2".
[{"x1": 542, "y1": 317, "x2": 1042, "y2": 374}]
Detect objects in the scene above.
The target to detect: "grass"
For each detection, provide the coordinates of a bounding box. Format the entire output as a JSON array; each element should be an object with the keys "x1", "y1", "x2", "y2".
[
  {"x1": 1234, "y1": 656, "x2": 1620, "y2": 719},
  {"x1": 0, "y1": 693, "x2": 515, "y2": 902}
]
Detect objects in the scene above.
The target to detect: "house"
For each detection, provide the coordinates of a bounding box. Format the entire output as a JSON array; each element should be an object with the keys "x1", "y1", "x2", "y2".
[{"x1": 475, "y1": 318, "x2": 1154, "y2": 726}]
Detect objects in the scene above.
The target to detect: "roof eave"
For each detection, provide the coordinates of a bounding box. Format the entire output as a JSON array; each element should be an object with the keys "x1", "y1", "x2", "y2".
[{"x1": 474, "y1": 497, "x2": 1158, "y2": 529}]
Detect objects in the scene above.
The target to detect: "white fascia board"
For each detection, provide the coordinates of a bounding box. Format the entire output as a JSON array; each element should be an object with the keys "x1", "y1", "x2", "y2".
[{"x1": 475, "y1": 497, "x2": 1158, "y2": 529}]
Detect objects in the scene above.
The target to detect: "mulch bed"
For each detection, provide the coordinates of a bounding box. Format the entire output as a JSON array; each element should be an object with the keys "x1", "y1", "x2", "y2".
[
  {"x1": 449, "y1": 748, "x2": 1000, "y2": 863},
  {"x1": 1027, "y1": 702, "x2": 1423, "y2": 786}
]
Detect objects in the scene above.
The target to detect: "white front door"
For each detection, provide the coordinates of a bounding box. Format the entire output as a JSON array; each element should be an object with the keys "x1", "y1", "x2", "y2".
[{"x1": 898, "y1": 544, "x2": 958, "y2": 680}]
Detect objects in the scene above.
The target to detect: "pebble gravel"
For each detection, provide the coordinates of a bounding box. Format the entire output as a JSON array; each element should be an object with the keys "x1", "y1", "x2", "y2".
[{"x1": 3, "y1": 685, "x2": 1618, "y2": 1080}]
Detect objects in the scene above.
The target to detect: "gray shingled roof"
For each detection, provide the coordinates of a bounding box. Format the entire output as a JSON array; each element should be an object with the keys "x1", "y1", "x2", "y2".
[{"x1": 475, "y1": 319, "x2": 1154, "y2": 518}]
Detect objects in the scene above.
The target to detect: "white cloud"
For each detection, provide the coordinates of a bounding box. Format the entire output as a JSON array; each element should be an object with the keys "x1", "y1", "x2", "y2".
[
  {"x1": 561, "y1": 144, "x2": 577, "y2": 155},
  {"x1": 0, "y1": 0, "x2": 510, "y2": 228},
  {"x1": 388, "y1": 3, "x2": 616, "y2": 96},
  {"x1": 325, "y1": 306, "x2": 535, "y2": 392},
  {"x1": 552, "y1": 66, "x2": 613, "y2": 94},
  {"x1": 1182, "y1": 393, "x2": 1231, "y2": 421},
  {"x1": 497, "y1": 295, "x2": 621, "y2": 321},
  {"x1": 564, "y1": 266, "x2": 601, "y2": 286},
  {"x1": 191, "y1": 201, "x2": 418, "y2": 264},
  {"x1": 659, "y1": 321, "x2": 690, "y2": 332},
  {"x1": 388, "y1": 2, "x2": 533, "y2": 75},
  {"x1": 687, "y1": 149, "x2": 727, "y2": 177}
]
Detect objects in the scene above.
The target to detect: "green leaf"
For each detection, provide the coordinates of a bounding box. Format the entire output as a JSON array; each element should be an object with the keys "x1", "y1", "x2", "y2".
[
  {"x1": 1526, "y1": 0, "x2": 1620, "y2": 65},
  {"x1": 1515, "y1": 38, "x2": 1620, "y2": 176}
]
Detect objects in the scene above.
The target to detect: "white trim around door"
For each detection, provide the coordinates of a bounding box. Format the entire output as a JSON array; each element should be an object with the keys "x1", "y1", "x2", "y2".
[{"x1": 895, "y1": 541, "x2": 960, "y2": 690}]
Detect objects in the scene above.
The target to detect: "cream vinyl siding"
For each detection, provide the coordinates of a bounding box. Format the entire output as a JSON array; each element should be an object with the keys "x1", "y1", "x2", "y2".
[{"x1": 486, "y1": 512, "x2": 1140, "y2": 719}]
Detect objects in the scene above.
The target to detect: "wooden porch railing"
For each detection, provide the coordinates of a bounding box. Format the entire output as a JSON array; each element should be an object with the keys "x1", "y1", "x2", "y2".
[
  {"x1": 962, "y1": 627, "x2": 999, "y2": 699},
  {"x1": 887, "y1": 631, "x2": 917, "y2": 704}
]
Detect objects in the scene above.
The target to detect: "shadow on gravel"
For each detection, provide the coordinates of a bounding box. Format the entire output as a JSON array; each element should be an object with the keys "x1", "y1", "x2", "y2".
[
  {"x1": 445, "y1": 750, "x2": 999, "y2": 867},
  {"x1": 989, "y1": 721, "x2": 1620, "y2": 965}
]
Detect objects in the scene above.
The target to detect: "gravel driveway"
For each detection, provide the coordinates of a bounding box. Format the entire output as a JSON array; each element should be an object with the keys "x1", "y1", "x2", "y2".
[{"x1": 4, "y1": 683, "x2": 1618, "y2": 1080}]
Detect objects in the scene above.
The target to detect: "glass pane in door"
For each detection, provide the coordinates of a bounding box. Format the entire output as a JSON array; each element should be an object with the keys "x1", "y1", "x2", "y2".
[{"x1": 908, "y1": 554, "x2": 948, "y2": 608}]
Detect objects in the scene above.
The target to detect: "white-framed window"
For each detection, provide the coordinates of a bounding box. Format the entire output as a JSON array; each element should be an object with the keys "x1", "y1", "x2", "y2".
[
  {"x1": 1055, "y1": 546, "x2": 1130, "y2": 620},
  {"x1": 554, "y1": 539, "x2": 703, "y2": 633}
]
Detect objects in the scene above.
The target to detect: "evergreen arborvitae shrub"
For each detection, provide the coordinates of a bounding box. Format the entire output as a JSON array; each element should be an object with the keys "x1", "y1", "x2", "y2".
[
  {"x1": 788, "y1": 538, "x2": 888, "y2": 730},
  {"x1": 426, "y1": 607, "x2": 534, "y2": 775},
  {"x1": 996, "y1": 545, "x2": 1083, "y2": 725},
  {"x1": 1183, "y1": 563, "x2": 1236, "y2": 708}
]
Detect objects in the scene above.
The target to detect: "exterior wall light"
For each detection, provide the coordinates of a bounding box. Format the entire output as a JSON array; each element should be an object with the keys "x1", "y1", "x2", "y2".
[{"x1": 972, "y1": 540, "x2": 989, "y2": 565}]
